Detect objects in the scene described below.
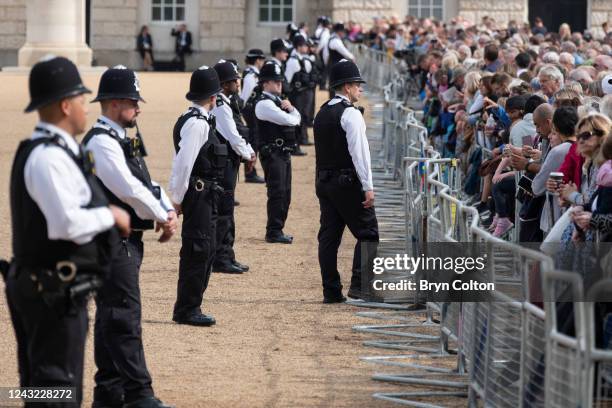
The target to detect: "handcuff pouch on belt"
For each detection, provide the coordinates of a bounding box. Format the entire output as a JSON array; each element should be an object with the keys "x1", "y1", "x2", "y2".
[
  {"x1": 190, "y1": 177, "x2": 224, "y2": 194},
  {"x1": 25, "y1": 261, "x2": 102, "y2": 313}
]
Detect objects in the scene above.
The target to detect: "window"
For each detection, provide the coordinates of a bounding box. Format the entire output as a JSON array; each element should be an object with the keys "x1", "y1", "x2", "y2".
[
  {"x1": 152, "y1": 0, "x2": 185, "y2": 22},
  {"x1": 259, "y1": 0, "x2": 293, "y2": 23},
  {"x1": 408, "y1": 0, "x2": 443, "y2": 20}
]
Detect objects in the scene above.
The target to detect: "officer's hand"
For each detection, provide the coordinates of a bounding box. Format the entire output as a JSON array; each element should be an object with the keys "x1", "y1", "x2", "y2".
[
  {"x1": 110, "y1": 205, "x2": 131, "y2": 237},
  {"x1": 247, "y1": 154, "x2": 256, "y2": 171},
  {"x1": 172, "y1": 202, "x2": 182, "y2": 216},
  {"x1": 362, "y1": 190, "x2": 375, "y2": 208},
  {"x1": 280, "y1": 99, "x2": 294, "y2": 112}
]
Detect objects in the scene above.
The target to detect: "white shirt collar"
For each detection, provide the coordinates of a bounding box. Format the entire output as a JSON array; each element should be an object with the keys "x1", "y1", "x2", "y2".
[
  {"x1": 32, "y1": 121, "x2": 80, "y2": 155},
  {"x1": 262, "y1": 91, "x2": 281, "y2": 101},
  {"x1": 271, "y1": 57, "x2": 282, "y2": 66},
  {"x1": 328, "y1": 93, "x2": 350, "y2": 106},
  {"x1": 218, "y1": 92, "x2": 231, "y2": 104},
  {"x1": 247, "y1": 65, "x2": 260, "y2": 74},
  {"x1": 98, "y1": 115, "x2": 126, "y2": 139},
  {"x1": 191, "y1": 103, "x2": 210, "y2": 117}
]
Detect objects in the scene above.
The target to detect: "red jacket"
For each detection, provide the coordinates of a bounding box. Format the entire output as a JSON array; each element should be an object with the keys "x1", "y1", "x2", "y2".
[{"x1": 557, "y1": 142, "x2": 584, "y2": 188}]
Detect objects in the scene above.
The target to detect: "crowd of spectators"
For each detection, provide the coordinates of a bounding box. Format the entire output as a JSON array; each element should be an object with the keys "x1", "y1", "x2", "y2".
[{"x1": 348, "y1": 15, "x2": 612, "y2": 248}]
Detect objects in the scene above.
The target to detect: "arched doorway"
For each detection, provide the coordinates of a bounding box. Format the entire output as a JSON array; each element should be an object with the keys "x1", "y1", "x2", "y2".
[{"x1": 528, "y1": 0, "x2": 587, "y2": 34}]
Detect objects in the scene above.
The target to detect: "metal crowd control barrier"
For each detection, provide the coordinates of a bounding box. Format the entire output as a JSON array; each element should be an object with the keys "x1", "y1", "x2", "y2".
[{"x1": 346, "y1": 44, "x2": 608, "y2": 408}]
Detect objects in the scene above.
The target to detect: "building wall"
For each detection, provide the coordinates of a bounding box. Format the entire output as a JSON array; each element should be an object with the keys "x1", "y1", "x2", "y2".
[
  {"x1": 91, "y1": 0, "x2": 139, "y2": 67},
  {"x1": 0, "y1": 0, "x2": 609, "y2": 69},
  {"x1": 0, "y1": 0, "x2": 25, "y2": 67},
  {"x1": 457, "y1": 0, "x2": 527, "y2": 26},
  {"x1": 591, "y1": 0, "x2": 612, "y2": 38}
]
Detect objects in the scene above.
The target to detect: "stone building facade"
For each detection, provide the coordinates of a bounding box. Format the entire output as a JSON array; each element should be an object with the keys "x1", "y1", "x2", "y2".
[{"x1": 0, "y1": 0, "x2": 610, "y2": 69}]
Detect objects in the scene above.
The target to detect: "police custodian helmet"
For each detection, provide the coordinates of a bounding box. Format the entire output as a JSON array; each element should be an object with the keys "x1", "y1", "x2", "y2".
[
  {"x1": 270, "y1": 38, "x2": 289, "y2": 54},
  {"x1": 25, "y1": 56, "x2": 91, "y2": 113},
  {"x1": 213, "y1": 59, "x2": 240, "y2": 83},
  {"x1": 258, "y1": 62, "x2": 284, "y2": 82},
  {"x1": 329, "y1": 59, "x2": 366, "y2": 88},
  {"x1": 91, "y1": 65, "x2": 145, "y2": 103},
  {"x1": 186, "y1": 65, "x2": 222, "y2": 101}
]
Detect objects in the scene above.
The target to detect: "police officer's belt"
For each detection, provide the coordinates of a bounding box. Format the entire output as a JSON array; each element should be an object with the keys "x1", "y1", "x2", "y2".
[
  {"x1": 9, "y1": 260, "x2": 102, "y2": 299},
  {"x1": 317, "y1": 168, "x2": 357, "y2": 178},
  {"x1": 189, "y1": 176, "x2": 223, "y2": 192}
]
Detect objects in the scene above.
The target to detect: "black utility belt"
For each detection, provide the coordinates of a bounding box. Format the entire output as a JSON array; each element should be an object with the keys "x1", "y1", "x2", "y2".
[
  {"x1": 261, "y1": 139, "x2": 295, "y2": 152},
  {"x1": 189, "y1": 176, "x2": 223, "y2": 193},
  {"x1": 10, "y1": 260, "x2": 102, "y2": 299},
  {"x1": 317, "y1": 168, "x2": 358, "y2": 184}
]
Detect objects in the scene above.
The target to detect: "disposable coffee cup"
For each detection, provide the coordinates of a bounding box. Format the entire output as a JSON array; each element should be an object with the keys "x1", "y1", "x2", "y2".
[{"x1": 549, "y1": 172, "x2": 564, "y2": 195}]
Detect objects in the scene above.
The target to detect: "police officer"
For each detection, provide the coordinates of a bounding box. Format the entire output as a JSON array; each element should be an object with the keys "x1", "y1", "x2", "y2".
[
  {"x1": 211, "y1": 60, "x2": 255, "y2": 273},
  {"x1": 285, "y1": 34, "x2": 316, "y2": 147},
  {"x1": 313, "y1": 59, "x2": 379, "y2": 303},
  {"x1": 306, "y1": 38, "x2": 321, "y2": 126},
  {"x1": 315, "y1": 16, "x2": 332, "y2": 90},
  {"x1": 84, "y1": 66, "x2": 176, "y2": 408},
  {"x1": 255, "y1": 62, "x2": 301, "y2": 244},
  {"x1": 269, "y1": 39, "x2": 306, "y2": 156},
  {"x1": 5, "y1": 56, "x2": 130, "y2": 407},
  {"x1": 169, "y1": 66, "x2": 227, "y2": 326},
  {"x1": 240, "y1": 49, "x2": 267, "y2": 183},
  {"x1": 324, "y1": 23, "x2": 355, "y2": 97}
]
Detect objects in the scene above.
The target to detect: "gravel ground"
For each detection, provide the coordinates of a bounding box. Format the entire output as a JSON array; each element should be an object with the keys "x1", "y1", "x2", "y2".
[{"x1": 0, "y1": 72, "x2": 455, "y2": 408}]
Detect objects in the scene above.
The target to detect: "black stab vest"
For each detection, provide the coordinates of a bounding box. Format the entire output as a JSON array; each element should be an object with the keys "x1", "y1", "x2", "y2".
[
  {"x1": 10, "y1": 133, "x2": 116, "y2": 274},
  {"x1": 289, "y1": 55, "x2": 315, "y2": 92},
  {"x1": 173, "y1": 107, "x2": 228, "y2": 181},
  {"x1": 254, "y1": 93, "x2": 297, "y2": 148},
  {"x1": 82, "y1": 123, "x2": 157, "y2": 230},
  {"x1": 328, "y1": 35, "x2": 345, "y2": 66},
  {"x1": 314, "y1": 99, "x2": 356, "y2": 171}
]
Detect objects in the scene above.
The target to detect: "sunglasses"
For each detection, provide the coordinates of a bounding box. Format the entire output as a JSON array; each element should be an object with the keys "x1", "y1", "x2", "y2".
[{"x1": 577, "y1": 131, "x2": 597, "y2": 141}]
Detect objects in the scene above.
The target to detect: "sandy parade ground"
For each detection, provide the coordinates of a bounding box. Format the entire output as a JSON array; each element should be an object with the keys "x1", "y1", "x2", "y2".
[{"x1": 0, "y1": 71, "x2": 436, "y2": 408}]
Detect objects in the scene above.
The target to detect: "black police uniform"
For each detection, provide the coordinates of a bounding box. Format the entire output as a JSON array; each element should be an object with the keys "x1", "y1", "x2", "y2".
[
  {"x1": 287, "y1": 35, "x2": 316, "y2": 146},
  {"x1": 172, "y1": 67, "x2": 227, "y2": 325},
  {"x1": 84, "y1": 67, "x2": 172, "y2": 408},
  {"x1": 211, "y1": 61, "x2": 252, "y2": 273},
  {"x1": 327, "y1": 24, "x2": 348, "y2": 67},
  {"x1": 5, "y1": 57, "x2": 117, "y2": 407},
  {"x1": 313, "y1": 60, "x2": 379, "y2": 302},
  {"x1": 255, "y1": 63, "x2": 301, "y2": 242}
]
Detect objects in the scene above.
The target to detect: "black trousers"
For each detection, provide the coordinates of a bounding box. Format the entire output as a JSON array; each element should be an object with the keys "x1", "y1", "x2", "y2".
[
  {"x1": 174, "y1": 183, "x2": 218, "y2": 319},
  {"x1": 290, "y1": 89, "x2": 315, "y2": 145},
  {"x1": 318, "y1": 52, "x2": 327, "y2": 90},
  {"x1": 260, "y1": 149, "x2": 292, "y2": 236},
  {"x1": 216, "y1": 157, "x2": 240, "y2": 264},
  {"x1": 316, "y1": 174, "x2": 379, "y2": 298},
  {"x1": 492, "y1": 176, "x2": 516, "y2": 219},
  {"x1": 175, "y1": 49, "x2": 186, "y2": 71},
  {"x1": 6, "y1": 268, "x2": 89, "y2": 407},
  {"x1": 94, "y1": 233, "x2": 153, "y2": 406}
]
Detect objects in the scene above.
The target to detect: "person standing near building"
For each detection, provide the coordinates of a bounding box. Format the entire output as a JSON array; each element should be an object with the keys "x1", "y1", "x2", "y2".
[
  {"x1": 255, "y1": 62, "x2": 301, "y2": 244},
  {"x1": 169, "y1": 66, "x2": 227, "y2": 326},
  {"x1": 171, "y1": 24, "x2": 192, "y2": 72},
  {"x1": 313, "y1": 59, "x2": 379, "y2": 303},
  {"x1": 4, "y1": 56, "x2": 130, "y2": 407},
  {"x1": 241, "y1": 48, "x2": 267, "y2": 183},
  {"x1": 211, "y1": 60, "x2": 255, "y2": 273},
  {"x1": 136, "y1": 25, "x2": 154, "y2": 71},
  {"x1": 285, "y1": 34, "x2": 315, "y2": 148},
  {"x1": 83, "y1": 66, "x2": 176, "y2": 408}
]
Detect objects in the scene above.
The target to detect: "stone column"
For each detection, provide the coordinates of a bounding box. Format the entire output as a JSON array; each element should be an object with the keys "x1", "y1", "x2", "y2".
[{"x1": 18, "y1": 0, "x2": 92, "y2": 67}]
